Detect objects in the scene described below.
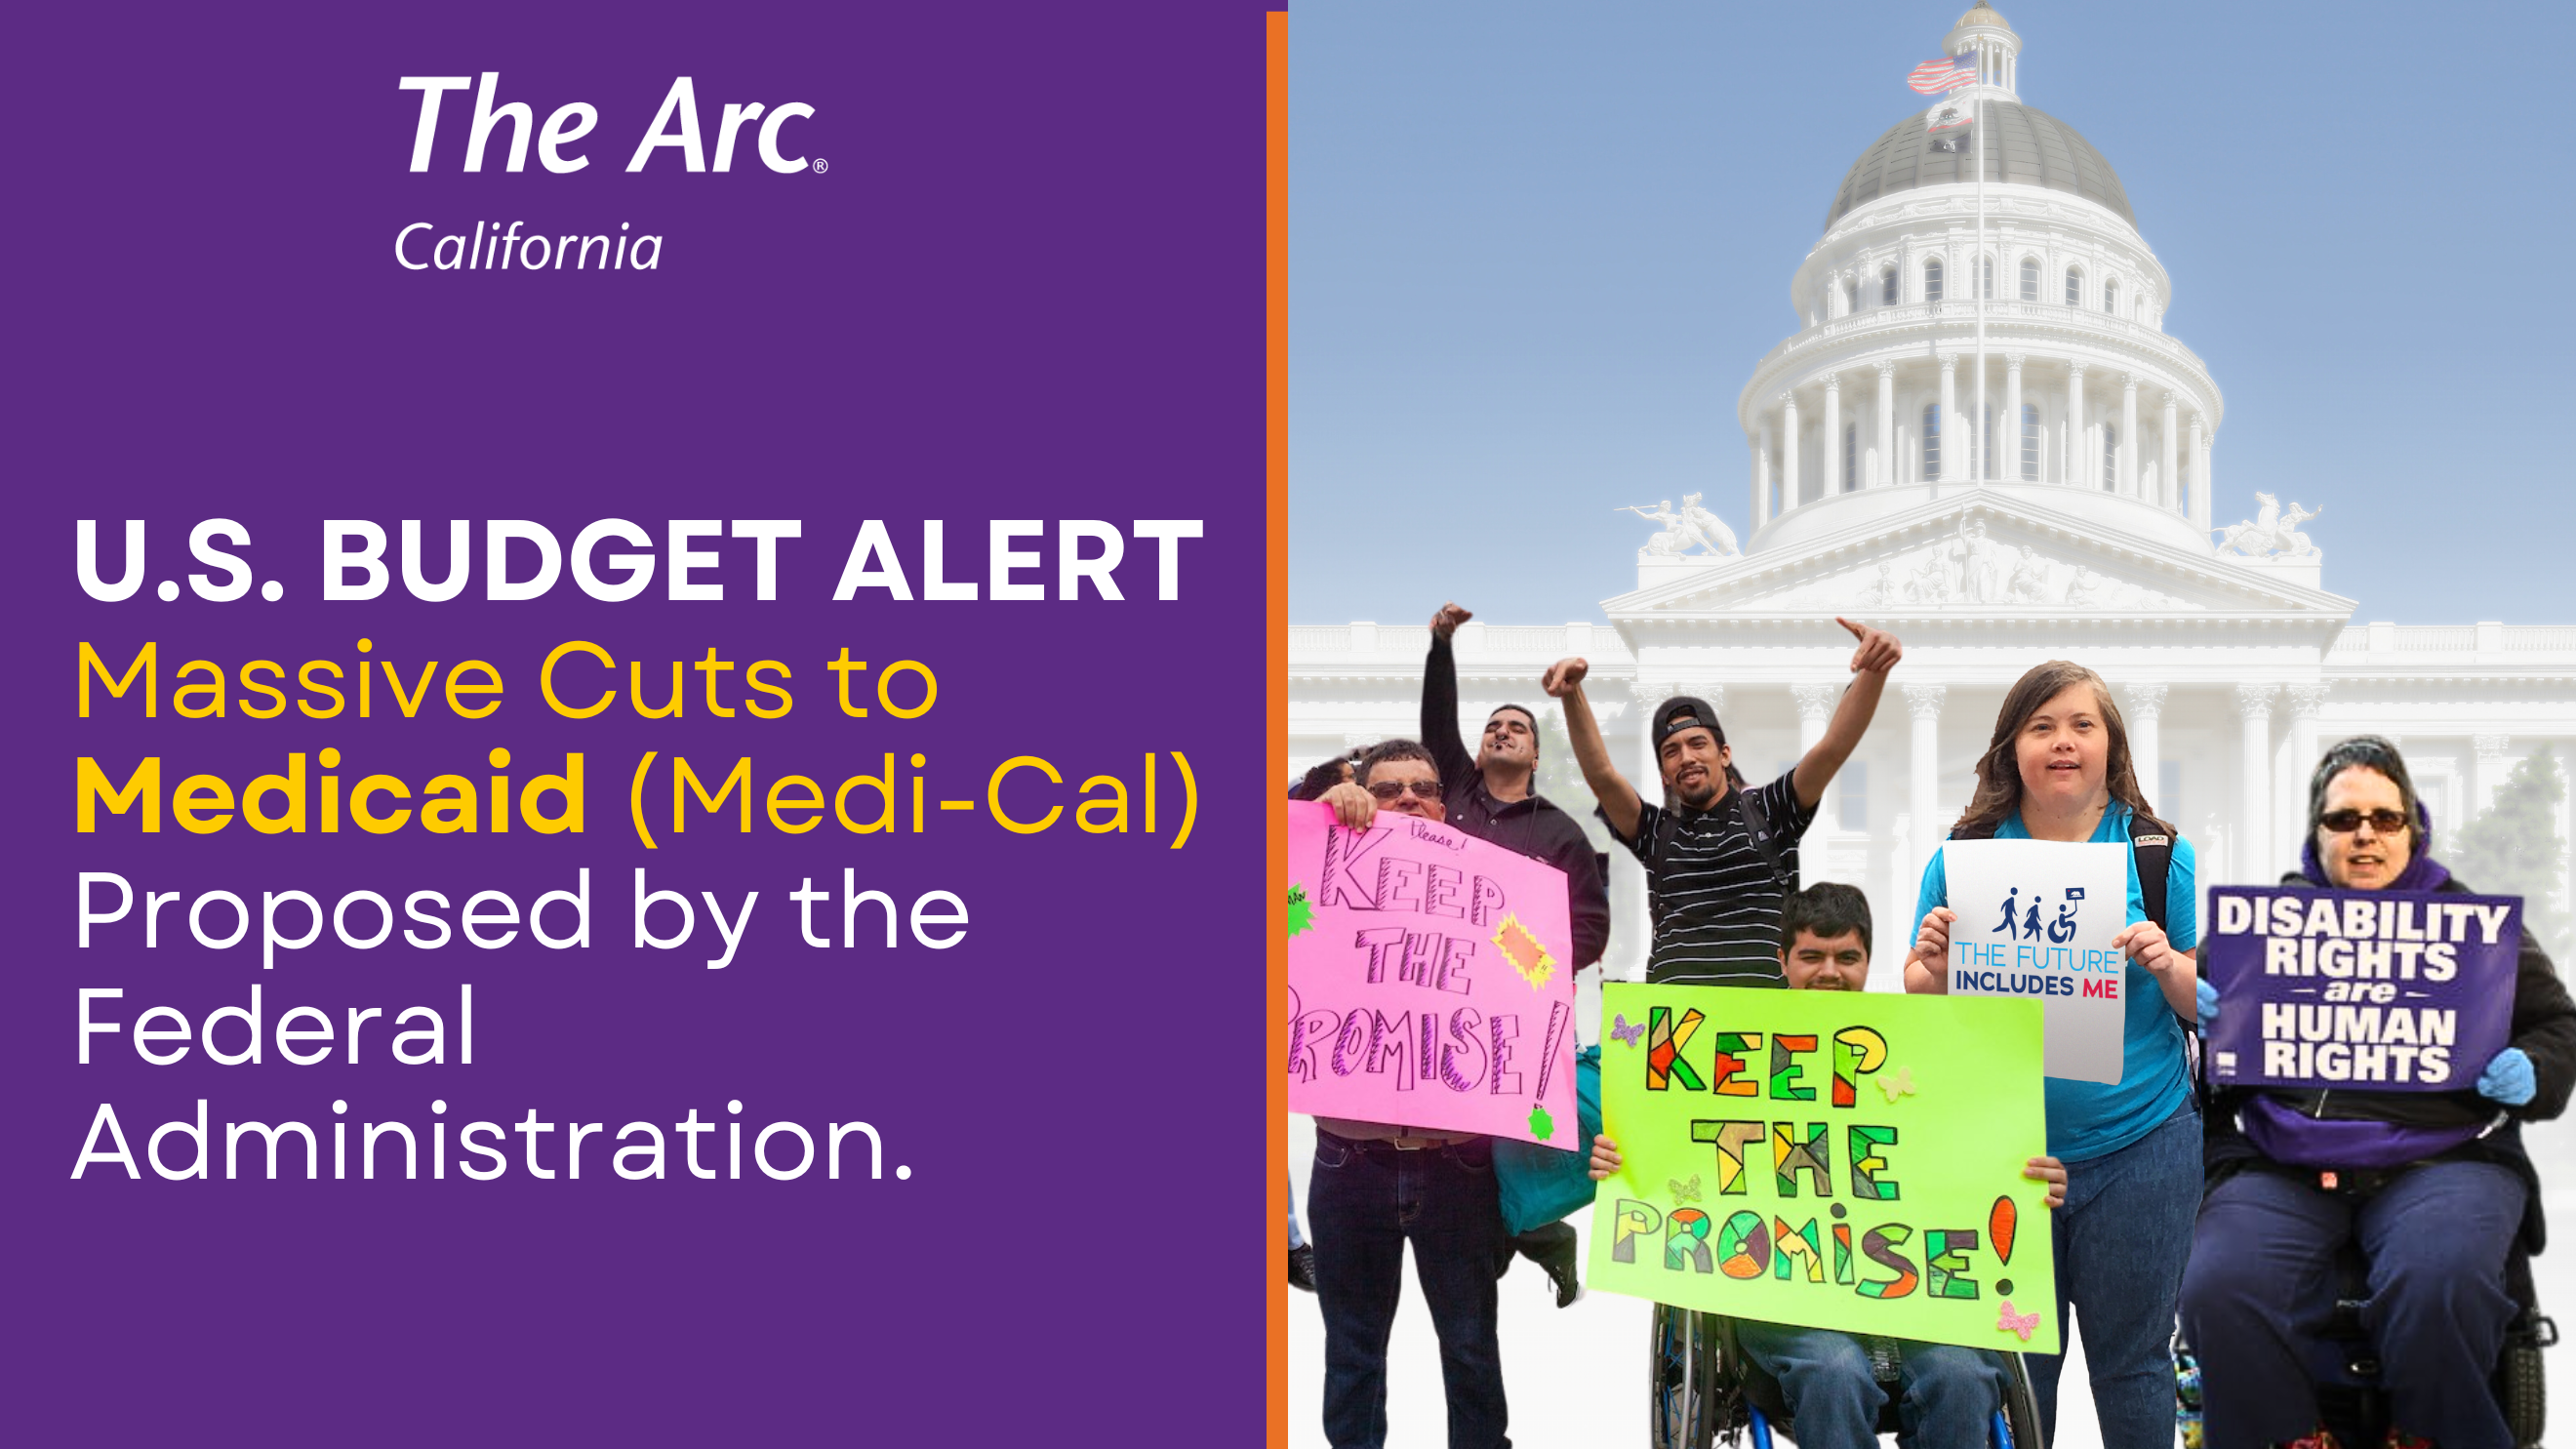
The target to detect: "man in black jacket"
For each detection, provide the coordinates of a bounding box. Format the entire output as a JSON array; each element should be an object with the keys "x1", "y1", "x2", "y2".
[{"x1": 1422, "y1": 601, "x2": 1610, "y2": 1307}]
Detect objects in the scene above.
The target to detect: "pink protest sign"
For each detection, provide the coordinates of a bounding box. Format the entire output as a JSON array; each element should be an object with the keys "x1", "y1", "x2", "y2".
[{"x1": 1285, "y1": 801, "x2": 1580, "y2": 1146}]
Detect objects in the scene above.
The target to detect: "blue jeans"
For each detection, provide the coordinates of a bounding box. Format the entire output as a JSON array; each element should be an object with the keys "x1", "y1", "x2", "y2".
[
  {"x1": 1308, "y1": 1133, "x2": 1509, "y2": 1448},
  {"x1": 2032, "y1": 1098, "x2": 2199, "y2": 1449},
  {"x1": 1734, "y1": 1321, "x2": 2006, "y2": 1449},
  {"x1": 2181, "y1": 1158, "x2": 2524, "y2": 1449}
]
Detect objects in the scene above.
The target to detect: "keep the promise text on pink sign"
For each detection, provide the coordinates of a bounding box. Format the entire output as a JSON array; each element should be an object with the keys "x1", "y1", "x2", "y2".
[{"x1": 1284, "y1": 802, "x2": 1579, "y2": 1145}]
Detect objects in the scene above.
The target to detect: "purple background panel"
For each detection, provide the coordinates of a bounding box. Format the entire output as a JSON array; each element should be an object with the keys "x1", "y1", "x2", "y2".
[
  {"x1": 9, "y1": 3, "x2": 1268, "y2": 1440},
  {"x1": 2203, "y1": 886, "x2": 2517, "y2": 1093}
]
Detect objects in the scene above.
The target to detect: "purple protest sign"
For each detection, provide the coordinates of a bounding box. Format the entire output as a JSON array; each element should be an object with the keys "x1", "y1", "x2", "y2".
[{"x1": 2202, "y1": 886, "x2": 2520, "y2": 1092}]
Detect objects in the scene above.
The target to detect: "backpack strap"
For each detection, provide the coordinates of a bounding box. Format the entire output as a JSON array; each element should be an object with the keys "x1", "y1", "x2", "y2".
[
  {"x1": 2127, "y1": 814, "x2": 2173, "y2": 937},
  {"x1": 1734, "y1": 782, "x2": 1797, "y2": 899},
  {"x1": 2121, "y1": 811, "x2": 2199, "y2": 1104}
]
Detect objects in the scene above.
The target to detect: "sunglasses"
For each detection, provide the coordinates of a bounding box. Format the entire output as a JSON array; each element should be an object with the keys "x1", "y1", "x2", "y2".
[
  {"x1": 2319, "y1": 808, "x2": 2410, "y2": 835},
  {"x1": 1367, "y1": 780, "x2": 1443, "y2": 801}
]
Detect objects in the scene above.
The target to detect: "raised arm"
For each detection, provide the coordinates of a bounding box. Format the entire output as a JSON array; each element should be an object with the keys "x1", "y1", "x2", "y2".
[
  {"x1": 1543, "y1": 657, "x2": 1641, "y2": 840},
  {"x1": 1419, "y1": 603, "x2": 1476, "y2": 793},
  {"x1": 1790, "y1": 617, "x2": 1903, "y2": 811}
]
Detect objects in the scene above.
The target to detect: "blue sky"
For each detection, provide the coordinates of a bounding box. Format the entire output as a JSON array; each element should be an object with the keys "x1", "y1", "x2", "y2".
[{"x1": 1288, "y1": 1, "x2": 2576, "y2": 627}]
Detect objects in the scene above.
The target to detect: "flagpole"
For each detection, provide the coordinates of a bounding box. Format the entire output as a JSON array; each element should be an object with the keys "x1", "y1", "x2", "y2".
[{"x1": 1972, "y1": 45, "x2": 1985, "y2": 486}]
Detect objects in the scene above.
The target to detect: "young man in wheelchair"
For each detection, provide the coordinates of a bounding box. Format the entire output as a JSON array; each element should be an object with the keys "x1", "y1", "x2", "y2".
[{"x1": 1590, "y1": 884, "x2": 2067, "y2": 1449}]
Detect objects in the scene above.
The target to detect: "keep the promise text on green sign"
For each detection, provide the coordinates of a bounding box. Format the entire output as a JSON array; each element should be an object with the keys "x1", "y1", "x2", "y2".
[{"x1": 1587, "y1": 985, "x2": 2060, "y2": 1354}]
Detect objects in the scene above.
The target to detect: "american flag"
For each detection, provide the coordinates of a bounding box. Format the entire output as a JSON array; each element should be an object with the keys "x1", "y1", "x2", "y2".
[{"x1": 1907, "y1": 52, "x2": 1980, "y2": 94}]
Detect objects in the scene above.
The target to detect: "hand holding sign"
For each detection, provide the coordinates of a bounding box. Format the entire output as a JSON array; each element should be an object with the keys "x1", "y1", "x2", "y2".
[
  {"x1": 1909, "y1": 907, "x2": 1958, "y2": 986},
  {"x1": 2113, "y1": 918, "x2": 2189, "y2": 985},
  {"x1": 2479, "y1": 1048, "x2": 2537, "y2": 1106}
]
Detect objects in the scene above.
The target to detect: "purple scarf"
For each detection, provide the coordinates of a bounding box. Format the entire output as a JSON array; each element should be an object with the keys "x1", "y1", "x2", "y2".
[{"x1": 2249, "y1": 799, "x2": 2476, "y2": 1168}]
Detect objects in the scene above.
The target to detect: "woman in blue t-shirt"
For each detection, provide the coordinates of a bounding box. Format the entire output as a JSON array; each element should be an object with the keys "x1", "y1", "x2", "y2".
[{"x1": 1904, "y1": 660, "x2": 2200, "y2": 1449}]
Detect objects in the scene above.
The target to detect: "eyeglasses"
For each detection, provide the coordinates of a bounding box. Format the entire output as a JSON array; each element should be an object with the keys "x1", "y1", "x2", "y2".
[
  {"x1": 1367, "y1": 780, "x2": 1443, "y2": 802},
  {"x1": 2319, "y1": 808, "x2": 2410, "y2": 835}
]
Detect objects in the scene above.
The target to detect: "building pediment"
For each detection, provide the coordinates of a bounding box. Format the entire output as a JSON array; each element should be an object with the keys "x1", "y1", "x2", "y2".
[{"x1": 1603, "y1": 489, "x2": 2354, "y2": 622}]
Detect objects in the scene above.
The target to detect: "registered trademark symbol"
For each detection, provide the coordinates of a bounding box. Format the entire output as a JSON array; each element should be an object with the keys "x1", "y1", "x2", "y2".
[{"x1": 811, "y1": 157, "x2": 827, "y2": 175}]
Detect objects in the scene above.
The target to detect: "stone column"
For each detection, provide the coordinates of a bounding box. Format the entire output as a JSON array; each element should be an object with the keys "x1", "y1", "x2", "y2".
[
  {"x1": 1750, "y1": 431, "x2": 1768, "y2": 531},
  {"x1": 2285, "y1": 685, "x2": 2328, "y2": 798},
  {"x1": 2474, "y1": 734, "x2": 2512, "y2": 819},
  {"x1": 2201, "y1": 433, "x2": 2217, "y2": 529},
  {"x1": 1795, "y1": 684, "x2": 1839, "y2": 827},
  {"x1": 2237, "y1": 684, "x2": 2275, "y2": 879},
  {"x1": 2064, "y1": 361, "x2": 2086, "y2": 487},
  {"x1": 1874, "y1": 360, "x2": 1896, "y2": 488},
  {"x1": 1905, "y1": 683, "x2": 1946, "y2": 857},
  {"x1": 2125, "y1": 683, "x2": 2166, "y2": 819},
  {"x1": 1823, "y1": 373, "x2": 1843, "y2": 496},
  {"x1": 2119, "y1": 373, "x2": 2140, "y2": 497},
  {"x1": 2160, "y1": 391, "x2": 2181, "y2": 512},
  {"x1": 2189, "y1": 413, "x2": 2208, "y2": 531},
  {"x1": 1755, "y1": 415, "x2": 1775, "y2": 529},
  {"x1": 1781, "y1": 391, "x2": 1801, "y2": 509},
  {"x1": 2002, "y1": 353, "x2": 2025, "y2": 481},
  {"x1": 1937, "y1": 355, "x2": 1959, "y2": 483}
]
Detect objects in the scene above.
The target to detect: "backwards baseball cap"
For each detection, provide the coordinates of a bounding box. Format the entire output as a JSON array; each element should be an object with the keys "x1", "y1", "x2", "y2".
[{"x1": 1653, "y1": 696, "x2": 1726, "y2": 750}]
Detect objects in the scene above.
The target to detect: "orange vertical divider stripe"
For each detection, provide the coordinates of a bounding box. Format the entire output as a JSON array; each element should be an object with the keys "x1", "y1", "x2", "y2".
[{"x1": 1265, "y1": 11, "x2": 1290, "y2": 1449}]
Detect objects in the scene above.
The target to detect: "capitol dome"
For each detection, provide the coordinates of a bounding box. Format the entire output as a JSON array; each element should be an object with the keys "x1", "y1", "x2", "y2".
[{"x1": 1825, "y1": 101, "x2": 2132, "y2": 230}]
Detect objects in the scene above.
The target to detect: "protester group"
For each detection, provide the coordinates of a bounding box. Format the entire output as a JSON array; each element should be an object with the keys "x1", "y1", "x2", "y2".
[{"x1": 1285, "y1": 603, "x2": 2576, "y2": 1449}]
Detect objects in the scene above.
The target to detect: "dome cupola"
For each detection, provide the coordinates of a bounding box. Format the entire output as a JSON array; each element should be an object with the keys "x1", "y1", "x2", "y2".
[{"x1": 1945, "y1": 5, "x2": 2021, "y2": 101}]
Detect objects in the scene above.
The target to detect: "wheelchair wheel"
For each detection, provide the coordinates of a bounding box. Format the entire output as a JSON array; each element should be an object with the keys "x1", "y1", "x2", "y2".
[
  {"x1": 2501, "y1": 1337, "x2": 2544, "y2": 1449},
  {"x1": 1648, "y1": 1304, "x2": 1719, "y2": 1449},
  {"x1": 1998, "y1": 1348, "x2": 2046, "y2": 1449}
]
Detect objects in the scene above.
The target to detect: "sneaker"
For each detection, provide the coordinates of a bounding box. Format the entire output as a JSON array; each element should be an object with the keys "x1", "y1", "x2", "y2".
[
  {"x1": 1288, "y1": 1244, "x2": 1317, "y2": 1294},
  {"x1": 1531, "y1": 1228, "x2": 1583, "y2": 1308}
]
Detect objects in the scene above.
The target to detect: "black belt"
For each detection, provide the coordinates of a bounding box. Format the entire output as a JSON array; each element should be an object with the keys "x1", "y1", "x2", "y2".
[{"x1": 1321, "y1": 1128, "x2": 1476, "y2": 1153}]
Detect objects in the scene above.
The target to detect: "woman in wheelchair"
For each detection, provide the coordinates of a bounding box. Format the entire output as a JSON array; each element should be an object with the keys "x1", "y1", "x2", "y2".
[{"x1": 2182, "y1": 736, "x2": 2576, "y2": 1449}]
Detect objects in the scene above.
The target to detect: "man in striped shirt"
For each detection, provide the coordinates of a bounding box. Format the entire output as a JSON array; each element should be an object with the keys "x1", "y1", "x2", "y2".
[{"x1": 1542, "y1": 616, "x2": 1902, "y2": 986}]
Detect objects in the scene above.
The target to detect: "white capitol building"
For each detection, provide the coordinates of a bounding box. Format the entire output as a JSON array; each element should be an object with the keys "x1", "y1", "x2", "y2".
[{"x1": 1286, "y1": 5, "x2": 2576, "y2": 986}]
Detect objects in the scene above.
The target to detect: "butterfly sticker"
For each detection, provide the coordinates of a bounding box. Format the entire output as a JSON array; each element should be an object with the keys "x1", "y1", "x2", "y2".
[
  {"x1": 1669, "y1": 1174, "x2": 1703, "y2": 1204},
  {"x1": 1609, "y1": 1014, "x2": 1645, "y2": 1048},
  {"x1": 1876, "y1": 1066, "x2": 1916, "y2": 1103},
  {"x1": 1997, "y1": 1300, "x2": 2041, "y2": 1342}
]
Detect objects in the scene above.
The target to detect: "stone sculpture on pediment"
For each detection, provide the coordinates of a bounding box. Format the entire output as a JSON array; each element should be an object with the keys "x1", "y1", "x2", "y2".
[
  {"x1": 1857, "y1": 559, "x2": 1899, "y2": 609},
  {"x1": 2007, "y1": 544, "x2": 2052, "y2": 603},
  {"x1": 1903, "y1": 548, "x2": 1954, "y2": 605},
  {"x1": 1942, "y1": 518, "x2": 2004, "y2": 604},
  {"x1": 2213, "y1": 492, "x2": 2325, "y2": 559},
  {"x1": 1622, "y1": 496, "x2": 1739, "y2": 561},
  {"x1": 1678, "y1": 493, "x2": 1741, "y2": 557}
]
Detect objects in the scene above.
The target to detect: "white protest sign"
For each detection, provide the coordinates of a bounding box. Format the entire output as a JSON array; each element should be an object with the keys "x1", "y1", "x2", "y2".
[{"x1": 1940, "y1": 839, "x2": 2131, "y2": 1084}]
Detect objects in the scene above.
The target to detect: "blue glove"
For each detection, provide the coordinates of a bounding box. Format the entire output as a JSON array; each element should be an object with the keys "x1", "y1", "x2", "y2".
[
  {"x1": 2194, "y1": 979, "x2": 2219, "y2": 1025},
  {"x1": 2477, "y1": 1048, "x2": 2536, "y2": 1107}
]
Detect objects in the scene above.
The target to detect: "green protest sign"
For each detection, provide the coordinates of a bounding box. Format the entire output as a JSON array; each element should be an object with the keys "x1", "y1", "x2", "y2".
[{"x1": 1587, "y1": 985, "x2": 2059, "y2": 1354}]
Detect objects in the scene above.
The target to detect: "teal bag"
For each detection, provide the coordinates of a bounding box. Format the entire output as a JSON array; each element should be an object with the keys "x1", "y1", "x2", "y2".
[{"x1": 1492, "y1": 1045, "x2": 1603, "y2": 1237}]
